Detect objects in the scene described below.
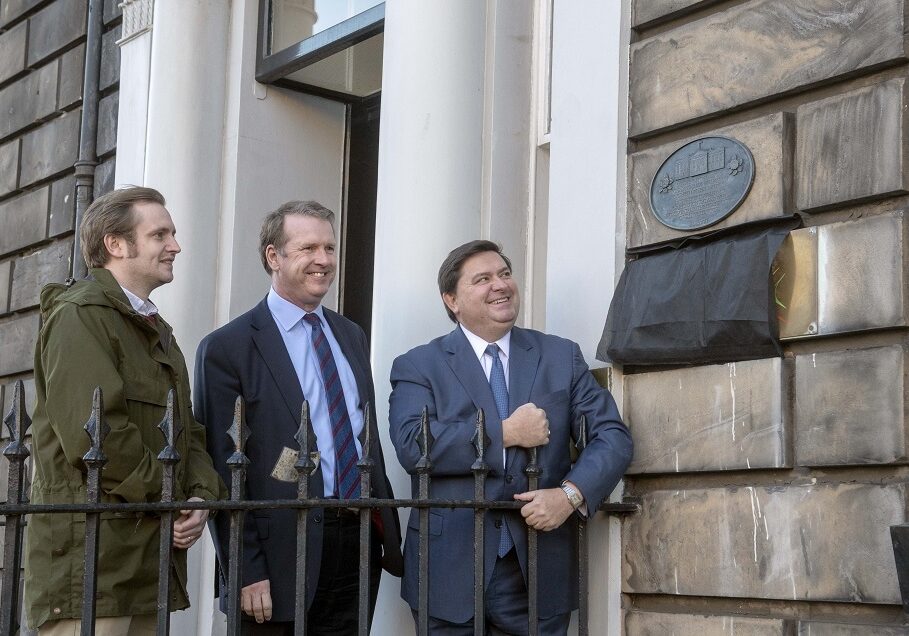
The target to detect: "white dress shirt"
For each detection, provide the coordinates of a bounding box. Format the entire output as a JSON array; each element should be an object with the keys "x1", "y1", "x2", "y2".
[
  {"x1": 267, "y1": 288, "x2": 364, "y2": 497},
  {"x1": 460, "y1": 324, "x2": 511, "y2": 468},
  {"x1": 120, "y1": 285, "x2": 159, "y2": 317}
]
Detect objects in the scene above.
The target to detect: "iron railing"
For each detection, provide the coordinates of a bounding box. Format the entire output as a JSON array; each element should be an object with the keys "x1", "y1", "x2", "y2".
[{"x1": 0, "y1": 379, "x2": 638, "y2": 636}]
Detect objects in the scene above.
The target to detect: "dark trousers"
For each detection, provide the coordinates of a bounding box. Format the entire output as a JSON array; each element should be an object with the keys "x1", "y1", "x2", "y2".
[
  {"x1": 413, "y1": 549, "x2": 570, "y2": 636},
  {"x1": 242, "y1": 510, "x2": 382, "y2": 636}
]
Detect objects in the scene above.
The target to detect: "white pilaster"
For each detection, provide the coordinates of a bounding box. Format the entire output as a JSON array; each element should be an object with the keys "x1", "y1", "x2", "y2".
[
  {"x1": 371, "y1": 0, "x2": 488, "y2": 631},
  {"x1": 548, "y1": 1, "x2": 625, "y2": 634},
  {"x1": 114, "y1": 0, "x2": 153, "y2": 185},
  {"x1": 117, "y1": 2, "x2": 232, "y2": 634}
]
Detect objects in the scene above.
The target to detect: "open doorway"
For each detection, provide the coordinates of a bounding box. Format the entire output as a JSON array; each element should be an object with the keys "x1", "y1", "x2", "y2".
[{"x1": 340, "y1": 94, "x2": 380, "y2": 338}]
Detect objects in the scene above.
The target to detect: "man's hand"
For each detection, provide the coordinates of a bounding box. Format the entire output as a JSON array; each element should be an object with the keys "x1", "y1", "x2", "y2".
[
  {"x1": 502, "y1": 403, "x2": 550, "y2": 448},
  {"x1": 241, "y1": 579, "x2": 273, "y2": 623},
  {"x1": 514, "y1": 488, "x2": 574, "y2": 531},
  {"x1": 172, "y1": 496, "x2": 209, "y2": 550}
]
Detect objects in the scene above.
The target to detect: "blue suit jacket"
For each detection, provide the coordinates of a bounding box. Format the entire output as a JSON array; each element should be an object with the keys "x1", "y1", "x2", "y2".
[
  {"x1": 389, "y1": 326, "x2": 632, "y2": 622},
  {"x1": 194, "y1": 298, "x2": 403, "y2": 622}
]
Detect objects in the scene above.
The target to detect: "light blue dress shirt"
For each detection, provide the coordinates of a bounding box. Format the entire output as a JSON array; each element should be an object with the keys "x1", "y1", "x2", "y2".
[{"x1": 267, "y1": 287, "x2": 364, "y2": 497}]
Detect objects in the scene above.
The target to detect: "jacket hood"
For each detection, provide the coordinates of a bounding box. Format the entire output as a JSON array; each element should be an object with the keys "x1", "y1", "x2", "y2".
[{"x1": 39, "y1": 268, "x2": 132, "y2": 323}]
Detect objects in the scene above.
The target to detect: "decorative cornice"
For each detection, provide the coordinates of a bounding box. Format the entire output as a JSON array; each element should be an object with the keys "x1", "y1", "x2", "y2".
[{"x1": 117, "y1": 0, "x2": 154, "y2": 46}]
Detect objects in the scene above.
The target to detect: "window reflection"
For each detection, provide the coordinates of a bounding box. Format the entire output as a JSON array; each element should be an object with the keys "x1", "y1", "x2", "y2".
[{"x1": 271, "y1": 0, "x2": 383, "y2": 54}]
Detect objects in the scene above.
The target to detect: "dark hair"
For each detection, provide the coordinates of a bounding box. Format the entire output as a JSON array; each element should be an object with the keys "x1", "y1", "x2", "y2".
[
  {"x1": 258, "y1": 200, "x2": 335, "y2": 274},
  {"x1": 80, "y1": 186, "x2": 166, "y2": 268},
  {"x1": 437, "y1": 240, "x2": 513, "y2": 323}
]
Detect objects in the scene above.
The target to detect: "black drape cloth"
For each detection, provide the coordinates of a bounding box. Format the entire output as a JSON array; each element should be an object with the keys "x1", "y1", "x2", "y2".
[{"x1": 598, "y1": 219, "x2": 800, "y2": 366}]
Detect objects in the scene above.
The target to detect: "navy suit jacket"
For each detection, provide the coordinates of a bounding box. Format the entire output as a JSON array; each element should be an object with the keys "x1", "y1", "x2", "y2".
[
  {"x1": 389, "y1": 326, "x2": 632, "y2": 622},
  {"x1": 194, "y1": 298, "x2": 403, "y2": 622}
]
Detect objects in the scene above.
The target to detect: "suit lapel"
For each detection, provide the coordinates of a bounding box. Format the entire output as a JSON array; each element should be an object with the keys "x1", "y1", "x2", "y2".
[
  {"x1": 249, "y1": 298, "x2": 307, "y2": 431},
  {"x1": 506, "y1": 327, "x2": 540, "y2": 473},
  {"x1": 443, "y1": 328, "x2": 500, "y2": 433}
]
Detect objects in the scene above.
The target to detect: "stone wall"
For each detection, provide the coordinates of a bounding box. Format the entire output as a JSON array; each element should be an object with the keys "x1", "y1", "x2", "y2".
[
  {"x1": 622, "y1": 0, "x2": 909, "y2": 632},
  {"x1": 0, "y1": 0, "x2": 120, "y2": 614}
]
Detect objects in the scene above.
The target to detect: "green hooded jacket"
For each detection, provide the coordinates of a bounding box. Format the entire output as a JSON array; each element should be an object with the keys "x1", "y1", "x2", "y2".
[{"x1": 24, "y1": 268, "x2": 225, "y2": 629}]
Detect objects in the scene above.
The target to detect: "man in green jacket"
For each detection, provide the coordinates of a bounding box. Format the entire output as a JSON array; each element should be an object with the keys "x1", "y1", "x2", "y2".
[{"x1": 24, "y1": 186, "x2": 224, "y2": 634}]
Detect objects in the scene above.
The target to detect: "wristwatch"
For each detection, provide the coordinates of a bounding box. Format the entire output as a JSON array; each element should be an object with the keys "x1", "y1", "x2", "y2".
[{"x1": 560, "y1": 481, "x2": 584, "y2": 510}]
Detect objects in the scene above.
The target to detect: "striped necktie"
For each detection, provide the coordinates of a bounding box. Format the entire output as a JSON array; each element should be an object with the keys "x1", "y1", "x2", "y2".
[{"x1": 304, "y1": 313, "x2": 360, "y2": 499}]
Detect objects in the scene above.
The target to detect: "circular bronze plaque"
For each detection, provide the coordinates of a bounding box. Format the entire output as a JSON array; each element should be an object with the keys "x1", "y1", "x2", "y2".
[{"x1": 649, "y1": 136, "x2": 755, "y2": 231}]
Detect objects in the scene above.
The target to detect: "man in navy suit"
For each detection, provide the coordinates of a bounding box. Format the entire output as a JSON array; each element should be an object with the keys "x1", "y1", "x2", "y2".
[
  {"x1": 195, "y1": 201, "x2": 402, "y2": 635},
  {"x1": 389, "y1": 240, "x2": 633, "y2": 635}
]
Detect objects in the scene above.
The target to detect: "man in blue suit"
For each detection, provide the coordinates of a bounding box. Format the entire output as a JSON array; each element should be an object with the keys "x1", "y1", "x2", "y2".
[
  {"x1": 389, "y1": 240, "x2": 633, "y2": 635},
  {"x1": 195, "y1": 201, "x2": 402, "y2": 635}
]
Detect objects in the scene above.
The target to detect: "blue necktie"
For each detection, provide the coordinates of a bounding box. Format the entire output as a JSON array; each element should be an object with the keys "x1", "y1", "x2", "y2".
[
  {"x1": 486, "y1": 343, "x2": 514, "y2": 557},
  {"x1": 304, "y1": 313, "x2": 360, "y2": 499}
]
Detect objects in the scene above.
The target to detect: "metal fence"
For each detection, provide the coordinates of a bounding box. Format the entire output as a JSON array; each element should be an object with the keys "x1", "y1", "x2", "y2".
[{"x1": 1, "y1": 379, "x2": 638, "y2": 636}]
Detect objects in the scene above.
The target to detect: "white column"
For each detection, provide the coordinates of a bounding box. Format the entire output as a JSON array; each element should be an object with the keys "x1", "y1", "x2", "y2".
[
  {"x1": 143, "y1": 0, "x2": 230, "y2": 354},
  {"x1": 117, "y1": 2, "x2": 231, "y2": 634},
  {"x1": 371, "y1": 1, "x2": 488, "y2": 632},
  {"x1": 547, "y1": 1, "x2": 626, "y2": 634}
]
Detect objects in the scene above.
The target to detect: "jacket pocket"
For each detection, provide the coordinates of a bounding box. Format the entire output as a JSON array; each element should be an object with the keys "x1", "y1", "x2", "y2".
[
  {"x1": 407, "y1": 510, "x2": 443, "y2": 536},
  {"x1": 535, "y1": 389, "x2": 569, "y2": 409},
  {"x1": 123, "y1": 371, "x2": 170, "y2": 406}
]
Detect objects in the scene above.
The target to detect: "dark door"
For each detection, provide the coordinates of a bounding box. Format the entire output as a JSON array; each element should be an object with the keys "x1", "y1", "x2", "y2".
[{"x1": 341, "y1": 94, "x2": 380, "y2": 339}]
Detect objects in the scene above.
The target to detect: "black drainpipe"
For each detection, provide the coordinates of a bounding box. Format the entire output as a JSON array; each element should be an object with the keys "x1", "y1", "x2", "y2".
[{"x1": 71, "y1": 0, "x2": 105, "y2": 279}]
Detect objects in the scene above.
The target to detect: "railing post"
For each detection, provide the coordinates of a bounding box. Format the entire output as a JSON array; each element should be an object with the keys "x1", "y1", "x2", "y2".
[
  {"x1": 356, "y1": 404, "x2": 375, "y2": 636},
  {"x1": 524, "y1": 445, "x2": 542, "y2": 636},
  {"x1": 81, "y1": 387, "x2": 110, "y2": 636},
  {"x1": 225, "y1": 397, "x2": 250, "y2": 636},
  {"x1": 415, "y1": 406, "x2": 434, "y2": 636},
  {"x1": 294, "y1": 401, "x2": 315, "y2": 636},
  {"x1": 470, "y1": 409, "x2": 490, "y2": 636},
  {"x1": 1, "y1": 380, "x2": 31, "y2": 636},
  {"x1": 576, "y1": 415, "x2": 589, "y2": 636},
  {"x1": 155, "y1": 389, "x2": 182, "y2": 636}
]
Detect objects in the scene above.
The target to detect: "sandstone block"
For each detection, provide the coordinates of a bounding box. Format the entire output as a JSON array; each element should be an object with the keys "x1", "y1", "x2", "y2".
[
  {"x1": 632, "y1": 1, "x2": 721, "y2": 28},
  {"x1": 57, "y1": 44, "x2": 85, "y2": 111},
  {"x1": 0, "y1": 312, "x2": 40, "y2": 376},
  {"x1": 817, "y1": 214, "x2": 906, "y2": 333},
  {"x1": 796, "y1": 79, "x2": 909, "y2": 211},
  {"x1": 0, "y1": 139, "x2": 19, "y2": 197},
  {"x1": 27, "y1": 0, "x2": 87, "y2": 66},
  {"x1": 776, "y1": 213, "x2": 907, "y2": 338},
  {"x1": 0, "y1": 61, "x2": 59, "y2": 139},
  {"x1": 19, "y1": 112, "x2": 80, "y2": 187},
  {"x1": 103, "y1": 0, "x2": 122, "y2": 25},
  {"x1": 627, "y1": 112, "x2": 793, "y2": 248},
  {"x1": 0, "y1": 0, "x2": 42, "y2": 27},
  {"x1": 9, "y1": 239, "x2": 72, "y2": 312},
  {"x1": 629, "y1": 0, "x2": 906, "y2": 137},
  {"x1": 794, "y1": 346, "x2": 907, "y2": 466},
  {"x1": 0, "y1": 20, "x2": 27, "y2": 85},
  {"x1": 0, "y1": 259, "x2": 11, "y2": 314},
  {"x1": 48, "y1": 175, "x2": 76, "y2": 237},
  {"x1": 623, "y1": 483, "x2": 905, "y2": 603},
  {"x1": 797, "y1": 623, "x2": 908, "y2": 635},
  {"x1": 0, "y1": 187, "x2": 49, "y2": 257},
  {"x1": 626, "y1": 611, "x2": 784, "y2": 635},
  {"x1": 100, "y1": 26, "x2": 121, "y2": 92},
  {"x1": 97, "y1": 93, "x2": 118, "y2": 157},
  {"x1": 94, "y1": 157, "x2": 115, "y2": 198},
  {"x1": 625, "y1": 358, "x2": 788, "y2": 474}
]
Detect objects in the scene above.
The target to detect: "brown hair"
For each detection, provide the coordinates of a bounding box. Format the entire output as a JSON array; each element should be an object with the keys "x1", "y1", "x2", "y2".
[
  {"x1": 437, "y1": 240, "x2": 513, "y2": 323},
  {"x1": 258, "y1": 200, "x2": 336, "y2": 274},
  {"x1": 80, "y1": 186, "x2": 166, "y2": 268}
]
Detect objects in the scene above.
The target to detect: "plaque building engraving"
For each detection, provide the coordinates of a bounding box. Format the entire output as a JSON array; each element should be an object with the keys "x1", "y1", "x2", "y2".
[{"x1": 649, "y1": 136, "x2": 755, "y2": 231}]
